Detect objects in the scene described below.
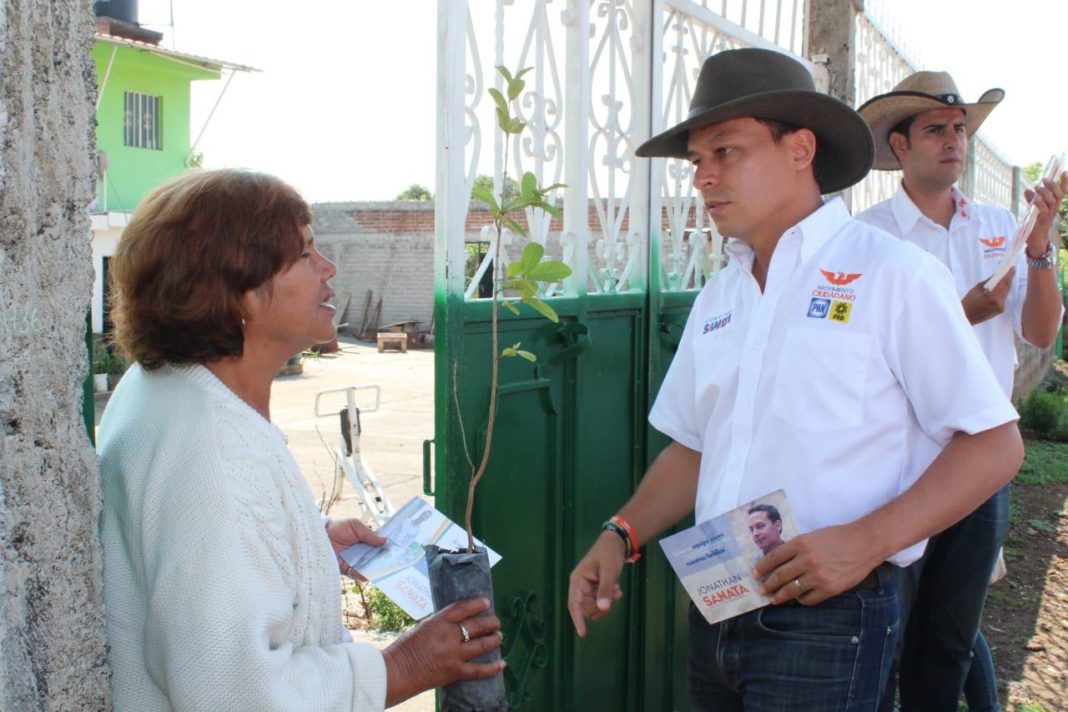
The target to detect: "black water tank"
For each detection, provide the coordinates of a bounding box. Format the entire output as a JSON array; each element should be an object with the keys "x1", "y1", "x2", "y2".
[{"x1": 93, "y1": 0, "x2": 138, "y2": 25}]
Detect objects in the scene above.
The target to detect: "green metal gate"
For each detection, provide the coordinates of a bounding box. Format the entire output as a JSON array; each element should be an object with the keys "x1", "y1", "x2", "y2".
[{"x1": 428, "y1": 2, "x2": 816, "y2": 708}]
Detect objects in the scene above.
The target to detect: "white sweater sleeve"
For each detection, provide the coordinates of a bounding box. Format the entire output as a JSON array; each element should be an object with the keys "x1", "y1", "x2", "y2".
[{"x1": 135, "y1": 406, "x2": 387, "y2": 711}]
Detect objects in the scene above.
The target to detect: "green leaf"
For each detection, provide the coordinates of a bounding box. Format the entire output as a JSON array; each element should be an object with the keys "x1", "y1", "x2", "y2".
[
  {"x1": 521, "y1": 171, "x2": 537, "y2": 197},
  {"x1": 471, "y1": 184, "x2": 500, "y2": 213},
  {"x1": 506, "y1": 117, "x2": 525, "y2": 134},
  {"x1": 522, "y1": 295, "x2": 560, "y2": 323},
  {"x1": 501, "y1": 216, "x2": 526, "y2": 237},
  {"x1": 496, "y1": 65, "x2": 513, "y2": 83},
  {"x1": 511, "y1": 67, "x2": 533, "y2": 98},
  {"x1": 506, "y1": 261, "x2": 523, "y2": 278},
  {"x1": 496, "y1": 107, "x2": 511, "y2": 132},
  {"x1": 520, "y1": 242, "x2": 544, "y2": 271},
  {"x1": 515, "y1": 349, "x2": 537, "y2": 362},
  {"x1": 507, "y1": 76, "x2": 525, "y2": 102},
  {"x1": 488, "y1": 87, "x2": 508, "y2": 114},
  {"x1": 513, "y1": 277, "x2": 538, "y2": 296},
  {"x1": 501, "y1": 299, "x2": 520, "y2": 315},
  {"x1": 541, "y1": 203, "x2": 562, "y2": 219},
  {"x1": 529, "y1": 260, "x2": 572, "y2": 281},
  {"x1": 501, "y1": 346, "x2": 517, "y2": 358}
]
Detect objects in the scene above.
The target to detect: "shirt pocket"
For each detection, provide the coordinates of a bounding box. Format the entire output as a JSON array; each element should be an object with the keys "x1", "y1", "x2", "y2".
[{"x1": 771, "y1": 328, "x2": 871, "y2": 432}]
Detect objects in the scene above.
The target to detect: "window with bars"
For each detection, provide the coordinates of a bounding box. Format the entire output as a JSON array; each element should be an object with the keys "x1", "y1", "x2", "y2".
[{"x1": 123, "y1": 92, "x2": 162, "y2": 150}]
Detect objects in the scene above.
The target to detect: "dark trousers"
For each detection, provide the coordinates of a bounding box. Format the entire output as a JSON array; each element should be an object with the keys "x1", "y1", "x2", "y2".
[
  {"x1": 688, "y1": 576, "x2": 898, "y2": 711},
  {"x1": 894, "y1": 485, "x2": 1010, "y2": 711}
]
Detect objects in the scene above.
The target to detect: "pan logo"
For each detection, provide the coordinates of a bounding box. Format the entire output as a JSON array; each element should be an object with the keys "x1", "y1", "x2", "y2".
[{"x1": 807, "y1": 298, "x2": 830, "y2": 319}]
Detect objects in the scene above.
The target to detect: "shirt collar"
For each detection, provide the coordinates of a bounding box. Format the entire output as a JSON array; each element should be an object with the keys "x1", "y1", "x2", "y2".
[
  {"x1": 724, "y1": 197, "x2": 852, "y2": 269},
  {"x1": 891, "y1": 181, "x2": 972, "y2": 233},
  {"x1": 798, "y1": 197, "x2": 851, "y2": 264}
]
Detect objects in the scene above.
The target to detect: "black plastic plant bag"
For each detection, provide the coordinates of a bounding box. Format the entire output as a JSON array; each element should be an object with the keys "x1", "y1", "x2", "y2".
[{"x1": 424, "y1": 545, "x2": 508, "y2": 711}]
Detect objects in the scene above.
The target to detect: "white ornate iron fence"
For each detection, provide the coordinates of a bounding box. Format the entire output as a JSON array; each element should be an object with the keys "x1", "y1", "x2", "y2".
[{"x1": 439, "y1": 0, "x2": 1021, "y2": 302}]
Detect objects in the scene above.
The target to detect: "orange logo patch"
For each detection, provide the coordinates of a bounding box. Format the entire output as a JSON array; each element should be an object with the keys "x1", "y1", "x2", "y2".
[
  {"x1": 820, "y1": 269, "x2": 862, "y2": 286},
  {"x1": 979, "y1": 237, "x2": 1006, "y2": 248}
]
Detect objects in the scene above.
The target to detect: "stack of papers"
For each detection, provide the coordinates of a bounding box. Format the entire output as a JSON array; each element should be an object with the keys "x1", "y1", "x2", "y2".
[{"x1": 341, "y1": 497, "x2": 502, "y2": 619}]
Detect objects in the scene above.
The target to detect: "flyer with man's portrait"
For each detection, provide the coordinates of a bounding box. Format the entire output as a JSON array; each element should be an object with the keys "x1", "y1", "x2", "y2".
[{"x1": 659, "y1": 489, "x2": 799, "y2": 625}]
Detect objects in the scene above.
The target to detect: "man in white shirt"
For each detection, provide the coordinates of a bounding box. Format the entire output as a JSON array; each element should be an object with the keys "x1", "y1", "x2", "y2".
[
  {"x1": 566, "y1": 48, "x2": 1023, "y2": 710},
  {"x1": 857, "y1": 71, "x2": 1065, "y2": 712}
]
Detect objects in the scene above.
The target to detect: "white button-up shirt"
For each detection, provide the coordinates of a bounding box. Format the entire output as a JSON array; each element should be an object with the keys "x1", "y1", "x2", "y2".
[
  {"x1": 856, "y1": 184, "x2": 1056, "y2": 397},
  {"x1": 649, "y1": 198, "x2": 1017, "y2": 566}
]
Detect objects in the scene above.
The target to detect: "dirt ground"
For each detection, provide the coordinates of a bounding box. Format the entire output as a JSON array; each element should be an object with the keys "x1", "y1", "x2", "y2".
[{"x1": 983, "y1": 469, "x2": 1068, "y2": 709}]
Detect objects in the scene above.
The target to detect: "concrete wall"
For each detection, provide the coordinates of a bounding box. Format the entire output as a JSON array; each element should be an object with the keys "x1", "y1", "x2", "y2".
[
  {"x1": 1014, "y1": 341, "x2": 1060, "y2": 405},
  {"x1": 0, "y1": 1, "x2": 110, "y2": 709},
  {"x1": 313, "y1": 202, "x2": 436, "y2": 333}
]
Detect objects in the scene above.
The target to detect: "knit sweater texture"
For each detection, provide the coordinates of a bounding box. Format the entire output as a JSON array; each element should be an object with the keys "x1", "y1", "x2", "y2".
[{"x1": 98, "y1": 363, "x2": 387, "y2": 711}]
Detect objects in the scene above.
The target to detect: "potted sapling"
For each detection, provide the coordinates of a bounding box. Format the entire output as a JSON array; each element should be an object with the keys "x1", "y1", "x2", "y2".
[{"x1": 424, "y1": 65, "x2": 571, "y2": 711}]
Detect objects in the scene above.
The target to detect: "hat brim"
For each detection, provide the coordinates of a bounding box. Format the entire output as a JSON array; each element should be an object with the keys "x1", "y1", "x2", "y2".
[
  {"x1": 635, "y1": 89, "x2": 875, "y2": 194},
  {"x1": 858, "y1": 88, "x2": 1004, "y2": 170}
]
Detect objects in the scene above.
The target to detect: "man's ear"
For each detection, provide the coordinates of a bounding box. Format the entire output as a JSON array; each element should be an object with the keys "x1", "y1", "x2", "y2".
[
  {"x1": 888, "y1": 130, "x2": 910, "y2": 163},
  {"x1": 789, "y1": 128, "x2": 818, "y2": 173}
]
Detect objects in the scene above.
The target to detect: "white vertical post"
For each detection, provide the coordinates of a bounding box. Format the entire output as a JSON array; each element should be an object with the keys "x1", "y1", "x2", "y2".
[
  {"x1": 436, "y1": 0, "x2": 469, "y2": 301},
  {"x1": 562, "y1": 0, "x2": 591, "y2": 298},
  {"x1": 629, "y1": 0, "x2": 659, "y2": 293}
]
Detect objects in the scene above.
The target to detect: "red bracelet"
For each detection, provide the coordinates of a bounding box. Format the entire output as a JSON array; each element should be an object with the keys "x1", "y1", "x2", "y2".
[{"x1": 609, "y1": 514, "x2": 641, "y2": 563}]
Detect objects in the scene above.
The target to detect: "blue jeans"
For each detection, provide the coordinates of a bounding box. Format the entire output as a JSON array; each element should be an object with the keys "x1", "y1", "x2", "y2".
[
  {"x1": 963, "y1": 631, "x2": 1000, "y2": 712},
  {"x1": 688, "y1": 577, "x2": 898, "y2": 711},
  {"x1": 896, "y1": 485, "x2": 1010, "y2": 711}
]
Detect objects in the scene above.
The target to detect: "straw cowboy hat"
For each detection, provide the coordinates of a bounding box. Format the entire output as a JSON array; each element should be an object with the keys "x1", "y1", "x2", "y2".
[
  {"x1": 858, "y1": 71, "x2": 1004, "y2": 170},
  {"x1": 635, "y1": 47, "x2": 874, "y2": 194}
]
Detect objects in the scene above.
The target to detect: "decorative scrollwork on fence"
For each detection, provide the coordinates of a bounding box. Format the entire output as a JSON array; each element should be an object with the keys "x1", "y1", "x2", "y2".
[{"x1": 502, "y1": 590, "x2": 549, "y2": 709}]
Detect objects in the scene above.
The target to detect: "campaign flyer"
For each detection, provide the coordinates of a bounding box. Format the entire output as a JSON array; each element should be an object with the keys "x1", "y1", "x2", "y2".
[
  {"x1": 658, "y1": 489, "x2": 799, "y2": 625},
  {"x1": 341, "y1": 496, "x2": 502, "y2": 620}
]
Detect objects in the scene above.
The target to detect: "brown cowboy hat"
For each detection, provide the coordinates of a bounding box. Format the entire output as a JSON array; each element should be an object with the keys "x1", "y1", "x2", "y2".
[
  {"x1": 858, "y1": 71, "x2": 1004, "y2": 170},
  {"x1": 635, "y1": 47, "x2": 874, "y2": 194}
]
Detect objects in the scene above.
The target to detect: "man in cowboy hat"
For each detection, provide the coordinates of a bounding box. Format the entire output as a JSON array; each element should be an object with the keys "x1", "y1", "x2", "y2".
[
  {"x1": 567, "y1": 47, "x2": 1023, "y2": 708},
  {"x1": 857, "y1": 71, "x2": 1066, "y2": 711}
]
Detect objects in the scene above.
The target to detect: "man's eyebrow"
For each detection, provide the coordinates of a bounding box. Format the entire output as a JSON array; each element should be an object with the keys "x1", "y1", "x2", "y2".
[{"x1": 687, "y1": 129, "x2": 736, "y2": 158}]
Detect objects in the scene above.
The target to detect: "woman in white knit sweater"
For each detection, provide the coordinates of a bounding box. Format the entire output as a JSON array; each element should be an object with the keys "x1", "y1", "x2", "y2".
[{"x1": 98, "y1": 170, "x2": 504, "y2": 710}]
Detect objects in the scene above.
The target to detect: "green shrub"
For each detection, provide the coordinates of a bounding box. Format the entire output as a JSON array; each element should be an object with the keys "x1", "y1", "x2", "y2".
[
  {"x1": 1018, "y1": 389, "x2": 1067, "y2": 436},
  {"x1": 364, "y1": 585, "x2": 416, "y2": 632}
]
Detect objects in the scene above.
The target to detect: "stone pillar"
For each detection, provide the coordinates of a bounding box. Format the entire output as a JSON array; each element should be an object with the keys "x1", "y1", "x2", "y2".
[
  {"x1": 0, "y1": 0, "x2": 110, "y2": 709},
  {"x1": 805, "y1": 0, "x2": 863, "y2": 207},
  {"x1": 804, "y1": 0, "x2": 862, "y2": 106}
]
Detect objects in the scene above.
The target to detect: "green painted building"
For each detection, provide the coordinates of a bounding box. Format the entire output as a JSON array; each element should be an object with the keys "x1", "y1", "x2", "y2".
[{"x1": 90, "y1": 18, "x2": 253, "y2": 334}]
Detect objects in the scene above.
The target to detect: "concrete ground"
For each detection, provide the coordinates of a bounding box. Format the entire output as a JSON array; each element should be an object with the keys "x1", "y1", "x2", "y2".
[
  {"x1": 95, "y1": 336, "x2": 437, "y2": 710},
  {"x1": 272, "y1": 337, "x2": 437, "y2": 711}
]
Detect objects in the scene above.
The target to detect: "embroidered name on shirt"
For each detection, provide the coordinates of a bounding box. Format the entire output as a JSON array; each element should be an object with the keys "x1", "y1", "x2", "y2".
[
  {"x1": 979, "y1": 236, "x2": 1007, "y2": 258},
  {"x1": 702, "y1": 311, "x2": 732, "y2": 334}
]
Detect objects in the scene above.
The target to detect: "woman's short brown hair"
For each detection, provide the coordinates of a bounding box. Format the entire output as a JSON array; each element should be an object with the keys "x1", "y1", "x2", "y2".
[{"x1": 109, "y1": 170, "x2": 311, "y2": 369}]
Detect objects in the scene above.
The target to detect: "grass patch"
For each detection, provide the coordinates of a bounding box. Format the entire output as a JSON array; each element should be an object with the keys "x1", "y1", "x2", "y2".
[
  {"x1": 1008, "y1": 497, "x2": 1022, "y2": 527},
  {"x1": 1015, "y1": 440, "x2": 1068, "y2": 486},
  {"x1": 364, "y1": 584, "x2": 416, "y2": 632},
  {"x1": 1016, "y1": 704, "x2": 1054, "y2": 712},
  {"x1": 985, "y1": 589, "x2": 1008, "y2": 607}
]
